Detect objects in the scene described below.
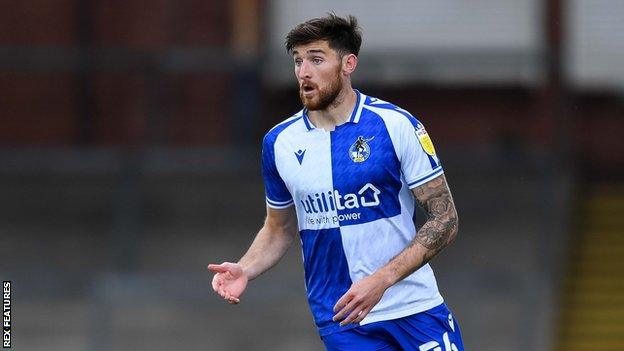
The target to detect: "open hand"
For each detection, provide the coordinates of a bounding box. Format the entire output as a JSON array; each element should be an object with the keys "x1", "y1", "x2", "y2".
[
  {"x1": 332, "y1": 274, "x2": 390, "y2": 326},
  {"x1": 208, "y1": 262, "x2": 248, "y2": 304}
]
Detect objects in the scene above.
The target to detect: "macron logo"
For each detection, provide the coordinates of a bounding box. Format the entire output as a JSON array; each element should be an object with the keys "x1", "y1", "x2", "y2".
[{"x1": 294, "y1": 149, "x2": 306, "y2": 165}]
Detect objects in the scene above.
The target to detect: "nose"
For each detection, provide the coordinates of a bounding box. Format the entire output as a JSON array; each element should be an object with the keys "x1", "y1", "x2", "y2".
[{"x1": 297, "y1": 61, "x2": 311, "y2": 80}]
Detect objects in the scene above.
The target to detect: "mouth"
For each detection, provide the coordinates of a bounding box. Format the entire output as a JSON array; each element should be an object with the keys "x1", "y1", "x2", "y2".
[{"x1": 301, "y1": 84, "x2": 316, "y2": 96}]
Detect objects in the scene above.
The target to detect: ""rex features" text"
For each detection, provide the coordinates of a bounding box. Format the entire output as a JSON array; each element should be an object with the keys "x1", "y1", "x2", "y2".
[{"x1": 3, "y1": 281, "x2": 10, "y2": 349}]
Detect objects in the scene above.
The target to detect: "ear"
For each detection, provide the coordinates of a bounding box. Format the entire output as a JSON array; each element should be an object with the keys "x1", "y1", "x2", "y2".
[{"x1": 342, "y1": 54, "x2": 358, "y2": 75}]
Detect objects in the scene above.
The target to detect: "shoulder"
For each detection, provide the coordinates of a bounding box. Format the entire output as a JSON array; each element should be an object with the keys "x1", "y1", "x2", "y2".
[
  {"x1": 263, "y1": 110, "x2": 305, "y2": 146},
  {"x1": 361, "y1": 94, "x2": 422, "y2": 130}
]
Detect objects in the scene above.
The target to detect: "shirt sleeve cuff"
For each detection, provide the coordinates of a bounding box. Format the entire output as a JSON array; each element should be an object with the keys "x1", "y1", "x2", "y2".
[
  {"x1": 266, "y1": 197, "x2": 294, "y2": 209},
  {"x1": 406, "y1": 166, "x2": 444, "y2": 189}
]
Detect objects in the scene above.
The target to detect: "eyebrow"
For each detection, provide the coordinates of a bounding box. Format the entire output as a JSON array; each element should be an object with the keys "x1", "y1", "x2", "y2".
[{"x1": 292, "y1": 49, "x2": 326, "y2": 55}]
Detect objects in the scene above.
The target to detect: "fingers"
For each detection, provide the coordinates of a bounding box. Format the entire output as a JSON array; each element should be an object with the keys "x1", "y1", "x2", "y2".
[
  {"x1": 334, "y1": 300, "x2": 368, "y2": 326},
  {"x1": 332, "y1": 289, "x2": 376, "y2": 326},
  {"x1": 332, "y1": 290, "x2": 364, "y2": 326},
  {"x1": 334, "y1": 302, "x2": 371, "y2": 326},
  {"x1": 333, "y1": 291, "x2": 351, "y2": 314},
  {"x1": 211, "y1": 275, "x2": 220, "y2": 292},
  {"x1": 332, "y1": 296, "x2": 357, "y2": 322},
  {"x1": 215, "y1": 278, "x2": 225, "y2": 297},
  {"x1": 352, "y1": 305, "x2": 373, "y2": 324},
  {"x1": 222, "y1": 288, "x2": 240, "y2": 304},
  {"x1": 214, "y1": 280, "x2": 241, "y2": 304},
  {"x1": 211, "y1": 273, "x2": 242, "y2": 304},
  {"x1": 227, "y1": 296, "x2": 240, "y2": 304},
  {"x1": 208, "y1": 262, "x2": 245, "y2": 305},
  {"x1": 340, "y1": 307, "x2": 363, "y2": 326}
]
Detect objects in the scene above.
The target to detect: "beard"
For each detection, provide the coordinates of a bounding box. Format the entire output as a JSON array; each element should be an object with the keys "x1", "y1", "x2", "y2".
[{"x1": 299, "y1": 67, "x2": 343, "y2": 111}]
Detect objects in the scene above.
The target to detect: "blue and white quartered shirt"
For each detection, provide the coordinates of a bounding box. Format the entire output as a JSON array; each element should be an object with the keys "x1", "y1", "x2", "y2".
[{"x1": 262, "y1": 90, "x2": 445, "y2": 336}]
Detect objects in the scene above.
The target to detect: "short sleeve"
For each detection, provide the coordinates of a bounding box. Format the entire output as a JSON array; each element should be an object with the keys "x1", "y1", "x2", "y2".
[
  {"x1": 261, "y1": 135, "x2": 294, "y2": 208},
  {"x1": 398, "y1": 117, "x2": 444, "y2": 189}
]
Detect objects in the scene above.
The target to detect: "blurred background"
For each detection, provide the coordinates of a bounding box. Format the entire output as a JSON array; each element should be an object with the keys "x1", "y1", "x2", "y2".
[{"x1": 1, "y1": 0, "x2": 623, "y2": 350}]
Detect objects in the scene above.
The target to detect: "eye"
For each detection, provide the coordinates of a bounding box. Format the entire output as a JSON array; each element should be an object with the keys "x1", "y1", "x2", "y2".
[
  {"x1": 312, "y1": 57, "x2": 323, "y2": 65},
  {"x1": 294, "y1": 58, "x2": 302, "y2": 67}
]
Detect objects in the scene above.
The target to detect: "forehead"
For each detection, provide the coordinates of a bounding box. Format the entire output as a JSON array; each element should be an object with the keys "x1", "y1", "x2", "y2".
[{"x1": 292, "y1": 40, "x2": 336, "y2": 56}]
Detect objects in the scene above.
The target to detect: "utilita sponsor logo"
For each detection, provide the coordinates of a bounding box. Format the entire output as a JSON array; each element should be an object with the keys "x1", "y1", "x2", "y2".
[{"x1": 300, "y1": 183, "x2": 381, "y2": 214}]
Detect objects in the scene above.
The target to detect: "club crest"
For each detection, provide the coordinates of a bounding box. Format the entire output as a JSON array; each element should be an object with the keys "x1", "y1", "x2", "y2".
[{"x1": 349, "y1": 136, "x2": 374, "y2": 163}]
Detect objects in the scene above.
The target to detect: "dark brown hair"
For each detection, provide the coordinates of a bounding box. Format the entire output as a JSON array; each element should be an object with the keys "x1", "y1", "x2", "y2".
[{"x1": 285, "y1": 13, "x2": 362, "y2": 57}]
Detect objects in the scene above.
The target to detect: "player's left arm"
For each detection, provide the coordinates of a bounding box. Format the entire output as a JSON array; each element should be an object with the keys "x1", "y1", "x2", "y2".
[
  {"x1": 384, "y1": 174, "x2": 458, "y2": 277},
  {"x1": 333, "y1": 174, "x2": 458, "y2": 326}
]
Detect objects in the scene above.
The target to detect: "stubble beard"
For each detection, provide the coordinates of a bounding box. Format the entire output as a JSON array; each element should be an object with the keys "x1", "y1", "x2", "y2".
[{"x1": 299, "y1": 67, "x2": 343, "y2": 111}]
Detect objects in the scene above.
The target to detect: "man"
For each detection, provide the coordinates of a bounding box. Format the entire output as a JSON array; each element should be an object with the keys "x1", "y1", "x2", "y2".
[{"x1": 209, "y1": 14, "x2": 464, "y2": 350}]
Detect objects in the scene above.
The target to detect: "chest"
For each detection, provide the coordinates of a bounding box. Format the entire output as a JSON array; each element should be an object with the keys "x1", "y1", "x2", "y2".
[{"x1": 274, "y1": 123, "x2": 401, "y2": 200}]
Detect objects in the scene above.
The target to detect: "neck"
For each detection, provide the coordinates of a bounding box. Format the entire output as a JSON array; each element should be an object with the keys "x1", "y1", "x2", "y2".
[{"x1": 307, "y1": 86, "x2": 357, "y2": 131}]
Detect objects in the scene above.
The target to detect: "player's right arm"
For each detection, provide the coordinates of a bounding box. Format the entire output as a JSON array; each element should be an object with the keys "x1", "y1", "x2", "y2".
[{"x1": 208, "y1": 204, "x2": 298, "y2": 304}]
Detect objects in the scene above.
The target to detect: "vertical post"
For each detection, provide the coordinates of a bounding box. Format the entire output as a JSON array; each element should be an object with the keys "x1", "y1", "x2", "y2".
[
  {"x1": 540, "y1": 0, "x2": 569, "y2": 157},
  {"x1": 75, "y1": 0, "x2": 94, "y2": 145},
  {"x1": 532, "y1": 2, "x2": 571, "y2": 351},
  {"x1": 231, "y1": 0, "x2": 262, "y2": 147}
]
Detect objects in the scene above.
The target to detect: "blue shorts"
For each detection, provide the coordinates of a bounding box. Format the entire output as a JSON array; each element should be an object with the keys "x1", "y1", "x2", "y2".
[{"x1": 321, "y1": 303, "x2": 464, "y2": 351}]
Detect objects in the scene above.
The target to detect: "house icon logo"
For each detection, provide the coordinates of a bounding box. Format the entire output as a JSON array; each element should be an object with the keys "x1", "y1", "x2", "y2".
[{"x1": 358, "y1": 183, "x2": 381, "y2": 207}]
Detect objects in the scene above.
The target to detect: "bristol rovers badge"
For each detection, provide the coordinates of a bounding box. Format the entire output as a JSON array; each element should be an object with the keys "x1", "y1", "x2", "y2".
[{"x1": 349, "y1": 136, "x2": 374, "y2": 163}]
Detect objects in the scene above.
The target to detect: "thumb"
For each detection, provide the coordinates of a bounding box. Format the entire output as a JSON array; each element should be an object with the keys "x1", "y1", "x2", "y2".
[
  {"x1": 221, "y1": 262, "x2": 244, "y2": 277},
  {"x1": 207, "y1": 263, "x2": 230, "y2": 274}
]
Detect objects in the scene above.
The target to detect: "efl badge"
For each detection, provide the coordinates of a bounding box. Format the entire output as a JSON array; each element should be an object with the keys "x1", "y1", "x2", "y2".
[
  {"x1": 415, "y1": 123, "x2": 436, "y2": 156},
  {"x1": 349, "y1": 136, "x2": 374, "y2": 163}
]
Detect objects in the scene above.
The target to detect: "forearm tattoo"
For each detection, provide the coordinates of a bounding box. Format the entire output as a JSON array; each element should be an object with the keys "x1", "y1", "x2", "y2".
[{"x1": 412, "y1": 175, "x2": 458, "y2": 262}]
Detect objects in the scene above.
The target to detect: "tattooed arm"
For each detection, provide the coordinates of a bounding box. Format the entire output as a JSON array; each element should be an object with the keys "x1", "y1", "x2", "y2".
[
  {"x1": 332, "y1": 174, "x2": 458, "y2": 325},
  {"x1": 381, "y1": 174, "x2": 458, "y2": 282}
]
